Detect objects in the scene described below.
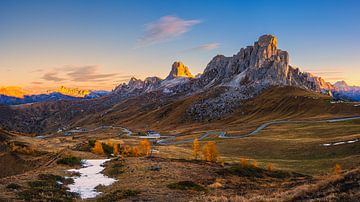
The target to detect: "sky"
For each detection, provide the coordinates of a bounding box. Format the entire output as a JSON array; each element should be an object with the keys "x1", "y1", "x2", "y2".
[{"x1": 1, "y1": 0, "x2": 360, "y2": 91}]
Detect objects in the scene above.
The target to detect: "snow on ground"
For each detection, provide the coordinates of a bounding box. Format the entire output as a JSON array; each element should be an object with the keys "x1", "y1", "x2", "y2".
[
  {"x1": 67, "y1": 159, "x2": 116, "y2": 199},
  {"x1": 161, "y1": 77, "x2": 189, "y2": 88},
  {"x1": 322, "y1": 139, "x2": 359, "y2": 147},
  {"x1": 354, "y1": 104, "x2": 360, "y2": 107}
]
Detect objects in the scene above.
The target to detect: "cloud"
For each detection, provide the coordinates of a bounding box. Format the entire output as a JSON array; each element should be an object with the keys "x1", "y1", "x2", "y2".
[
  {"x1": 31, "y1": 81, "x2": 43, "y2": 85},
  {"x1": 30, "y1": 68, "x2": 43, "y2": 73},
  {"x1": 65, "y1": 65, "x2": 117, "y2": 82},
  {"x1": 42, "y1": 72, "x2": 65, "y2": 82},
  {"x1": 181, "y1": 42, "x2": 220, "y2": 52},
  {"x1": 40, "y1": 65, "x2": 129, "y2": 84},
  {"x1": 306, "y1": 71, "x2": 343, "y2": 75},
  {"x1": 136, "y1": 16, "x2": 201, "y2": 47},
  {"x1": 303, "y1": 70, "x2": 346, "y2": 81}
]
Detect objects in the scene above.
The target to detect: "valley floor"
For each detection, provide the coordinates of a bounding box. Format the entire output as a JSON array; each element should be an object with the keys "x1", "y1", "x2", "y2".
[{"x1": 0, "y1": 116, "x2": 359, "y2": 201}]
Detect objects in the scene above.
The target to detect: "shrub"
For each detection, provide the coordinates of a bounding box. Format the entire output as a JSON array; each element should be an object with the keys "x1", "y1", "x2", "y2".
[
  {"x1": 335, "y1": 163, "x2": 342, "y2": 175},
  {"x1": 96, "y1": 189, "x2": 140, "y2": 202},
  {"x1": 57, "y1": 156, "x2": 82, "y2": 166},
  {"x1": 167, "y1": 181, "x2": 206, "y2": 191},
  {"x1": 9, "y1": 142, "x2": 35, "y2": 155},
  {"x1": 88, "y1": 140, "x2": 96, "y2": 148},
  {"x1": 101, "y1": 143, "x2": 114, "y2": 156},
  {"x1": 17, "y1": 174, "x2": 78, "y2": 201},
  {"x1": 6, "y1": 183, "x2": 21, "y2": 190},
  {"x1": 106, "y1": 163, "x2": 125, "y2": 177}
]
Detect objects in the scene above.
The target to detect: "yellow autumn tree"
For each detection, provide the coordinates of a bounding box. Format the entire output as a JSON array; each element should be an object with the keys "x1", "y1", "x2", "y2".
[
  {"x1": 240, "y1": 158, "x2": 248, "y2": 167},
  {"x1": 203, "y1": 141, "x2": 218, "y2": 163},
  {"x1": 252, "y1": 160, "x2": 257, "y2": 168},
  {"x1": 113, "y1": 144, "x2": 119, "y2": 156},
  {"x1": 139, "y1": 139, "x2": 151, "y2": 156},
  {"x1": 335, "y1": 163, "x2": 342, "y2": 175},
  {"x1": 192, "y1": 139, "x2": 201, "y2": 160},
  {"x1": 267, "y1": 163, "x2": 273, "y2": 172},
  {"x1": 122, "y1": 145, "x2": 131, "y2": 156},
  {"x1": 92, "y1": 140, "x2": 104, "y2": 155},
  {"x1": 132, "y1": 146, "x2": 139, "y2": 157}
]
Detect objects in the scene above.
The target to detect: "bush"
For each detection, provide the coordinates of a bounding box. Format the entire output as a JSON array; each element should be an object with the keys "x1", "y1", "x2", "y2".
[
  {"x1": 96, "y1": 189, "x2": 140, "y2": 202},
  {"x1": 57, "y1": 156, "x2": 82, "y2": 166},
  {"x1": 217, "y1": 165, "x2": 305, "y2": 179},
  {"x1": 6, "y1": 183, "x2": 21, "y2": 190},
  {"x1": 167, "y1": 181, "x2": 206, "y2": 191},
  {"x1": 101, "y1": 143, "x2": 114, "y2": 156},
  {"x1": 17, "y1": 174, "x2": 78, "y2": 201},
  {"x1": 335, "y1": 163, "x2": 342, "y2": 174},
  {"x1": 106, "y1": 163, "x2": 124, "y2": 177},
  {"x1": 88, "y1": 140, "x2": 96, "y2": 148}
]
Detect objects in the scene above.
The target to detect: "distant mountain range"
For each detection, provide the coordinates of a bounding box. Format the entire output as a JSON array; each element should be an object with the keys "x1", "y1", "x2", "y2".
[
  {"x1": 0, "y1": 86, "x2": 110, "y2": 105},
  {"x1": 1, "y1": 35, "x2": 359, "y2": 106},
  {"x1": 332, "y1": 81, "x2": 360, "y2": 101},
  {"x1": 1, "y1": 34, "x2": 359, "y2": 134},
  {"x1": 113, "y1": 35, "x2": 359, "y2": 102}
]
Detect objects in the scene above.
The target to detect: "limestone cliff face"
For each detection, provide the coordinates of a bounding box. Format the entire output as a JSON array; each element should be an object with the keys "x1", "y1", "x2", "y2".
[
  {"x1": 165, "y1": 61, "x2": 193, "y2": 80},
  {"x1": 114, "y1": 34, "x2": 338, "y2": 102},
  {"x1": 199, "y1": 34, "x2": 332, "y2": 92}
]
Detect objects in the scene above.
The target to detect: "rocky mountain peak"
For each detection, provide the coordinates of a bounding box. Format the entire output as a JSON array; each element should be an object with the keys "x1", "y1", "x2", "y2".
[
  {"x1": 165, "y1": 61, "x2": 193, "y2": 80},
  {"x1": 257, "y1": 34, "x2": 277, "y2": 48},
  {"x1": 56, "y1": 86, "x2": 91, "y2": 97},
  {"x1": 0, "y1": 86, "x2": 28, "y2": 98},
  {"x1": 334, "y1": 80, "x2": 352, "y2": 92}
]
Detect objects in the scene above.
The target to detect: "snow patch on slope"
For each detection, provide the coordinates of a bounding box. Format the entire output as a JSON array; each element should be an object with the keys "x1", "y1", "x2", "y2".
[{"x1": 67, "y1": 159, "x2": 116, "y2": 199}]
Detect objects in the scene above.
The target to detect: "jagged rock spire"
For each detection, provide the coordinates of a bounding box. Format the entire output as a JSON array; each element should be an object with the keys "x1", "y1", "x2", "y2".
[{"x1": 165, "y1": 61, "x2": 193, "y2": 80}]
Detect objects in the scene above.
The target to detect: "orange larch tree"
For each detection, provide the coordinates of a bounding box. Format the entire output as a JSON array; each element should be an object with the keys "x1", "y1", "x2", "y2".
[
  {"x1": 192, "y1": 138, "x2": 201, "y2": 160},
  {"x1": 139, "y1": 139, "x2": 151, "y2": 156},
  {"x1": 335, "y1": 163, "x2": 342, "y2": 175},
  {"x1": 113, "y1": 144, "x2": 119, "y2": 156},
  {"x1": 203, "y1": 141, "x2": 218, "y2": 163},
  {"x1": 92, "y1": 140, "x2": 104, "y2": 155}
]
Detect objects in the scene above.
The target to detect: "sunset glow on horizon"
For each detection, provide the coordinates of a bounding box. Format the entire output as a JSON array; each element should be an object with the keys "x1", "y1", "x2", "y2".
[{"x1": 1, "y1": 0, "x2": 360, "y2": 91}]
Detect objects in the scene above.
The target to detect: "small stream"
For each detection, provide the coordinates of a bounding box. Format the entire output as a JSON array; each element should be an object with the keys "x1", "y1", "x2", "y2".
[{"x1": 67, "y1": 159, "x2": 116, "y2": 199}]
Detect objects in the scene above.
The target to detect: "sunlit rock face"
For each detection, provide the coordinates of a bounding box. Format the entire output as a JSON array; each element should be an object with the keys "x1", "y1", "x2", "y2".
[
  {"x1": 165, "y1": 61, "x2": 193, "y2": 80},
  {"x1": 0, "y1": 86, "x2": 28, "y2": 98},
  {"x1": 199, "y1": 34, "x2": 333, "y2": 92},
  {"x1": 55, "y1": 86, "x2": 91, "y2": 98},
  {"x1": 114, "y1": 34, "x2": 337, "y2": 99}
]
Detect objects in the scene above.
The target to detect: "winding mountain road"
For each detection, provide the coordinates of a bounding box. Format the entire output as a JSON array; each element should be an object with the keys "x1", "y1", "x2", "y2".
[
  {"x1": 49, "y1": 116, "x2": 360, "y2": 146},
  {"x1": 157, "y1": 116, "x2": 360, "y2": 145}
]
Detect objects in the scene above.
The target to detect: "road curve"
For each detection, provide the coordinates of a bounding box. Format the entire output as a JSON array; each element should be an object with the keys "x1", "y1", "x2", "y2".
[
  {"x1": 43, "y1": 116, "x2": 360, "y2": 145},
  {"x1": 157, "y1": 116, "x2": 360, "y2": 145}
]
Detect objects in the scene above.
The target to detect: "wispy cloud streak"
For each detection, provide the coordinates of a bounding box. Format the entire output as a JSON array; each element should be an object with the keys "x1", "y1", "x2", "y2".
[
  {"x1": 136, "y1": 16, "x2": 201, "y2": 47},
  {"x1": 181, "y1": 42, "x2": 220, "y2": 52}
]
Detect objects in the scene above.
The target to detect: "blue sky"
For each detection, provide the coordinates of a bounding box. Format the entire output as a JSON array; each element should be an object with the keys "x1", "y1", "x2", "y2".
[{"x1": 0, "y1": 0, "x2": 359, "y2": 90}]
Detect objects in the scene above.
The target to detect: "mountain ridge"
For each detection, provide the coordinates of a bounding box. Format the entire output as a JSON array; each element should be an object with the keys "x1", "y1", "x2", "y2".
[{"x1": 1, "y1": 34, "x2": 360, "y2": 134}]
